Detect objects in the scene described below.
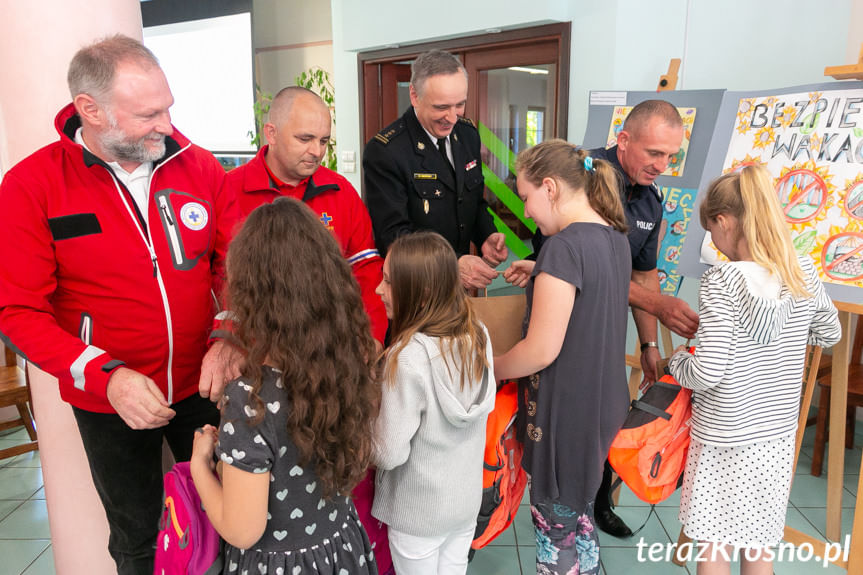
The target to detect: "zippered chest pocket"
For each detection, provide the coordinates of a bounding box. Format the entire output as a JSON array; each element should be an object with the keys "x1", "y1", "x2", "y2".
[{"x1": 154, "y1": 189, "x2": 213, "y2": 271}]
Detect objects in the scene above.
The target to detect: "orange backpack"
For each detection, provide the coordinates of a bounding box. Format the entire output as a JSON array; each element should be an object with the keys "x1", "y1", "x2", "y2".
[
  {"x1": 608, "y1": 372, "x2": 692, "y2": 505},
  {"x1": 472, "y1": 380, "x2": 528, "y2": 549}
]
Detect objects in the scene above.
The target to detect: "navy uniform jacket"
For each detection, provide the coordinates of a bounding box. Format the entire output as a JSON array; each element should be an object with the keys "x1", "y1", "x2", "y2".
[{"x1": 362, "y1": 106, "x2": 497, "y2": 257}]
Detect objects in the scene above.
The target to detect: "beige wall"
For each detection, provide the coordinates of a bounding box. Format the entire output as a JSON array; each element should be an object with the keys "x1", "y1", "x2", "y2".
[
  {"x1": 0, "y1": 3, "x2": 143, "y2": 573},
  {"x1": 0, "y1": 2, "x2": 142, "y2": 172},
  {"x1": 252, "y1": 0, "x2": 334, "y2": 100}
]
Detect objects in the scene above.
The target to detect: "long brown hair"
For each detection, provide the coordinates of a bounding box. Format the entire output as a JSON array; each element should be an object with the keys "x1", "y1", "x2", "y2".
[
  {"x1": 700, "y1": 165, "x2": 810, "y2": 298},
  {"x1": 383, "y1": 232, "x2": 488, "y2": 390},
  {"x1": 515, "y1": 139, "x2": 628, "y2": 233},
  {"x1": 226, "y1": 197, "x2": 380, "y2": 497}
]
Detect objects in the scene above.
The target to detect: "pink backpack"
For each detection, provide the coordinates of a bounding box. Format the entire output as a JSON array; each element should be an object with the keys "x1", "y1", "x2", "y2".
[{"x1": 154, "y1": 461, "x2": 223, "y2": 575}]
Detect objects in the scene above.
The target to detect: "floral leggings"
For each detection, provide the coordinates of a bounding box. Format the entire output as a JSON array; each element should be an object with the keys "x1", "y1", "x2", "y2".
[{"x1": 530, "y1": 500, "x2": 600, "y2": 575}]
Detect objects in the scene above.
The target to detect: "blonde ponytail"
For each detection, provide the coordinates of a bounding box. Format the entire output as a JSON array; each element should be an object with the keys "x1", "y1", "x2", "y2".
[
  {"x1": 700, "y1": 165, "x2": 810, "y2": 298},
  {"x1": 738, "y1": 166, "x2": 809, "y2": 298}
]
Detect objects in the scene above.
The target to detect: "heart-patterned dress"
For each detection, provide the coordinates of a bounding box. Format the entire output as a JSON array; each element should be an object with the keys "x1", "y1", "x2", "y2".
[{"x1": 216, "y1": 366, "x2": 377, "y2": 575}]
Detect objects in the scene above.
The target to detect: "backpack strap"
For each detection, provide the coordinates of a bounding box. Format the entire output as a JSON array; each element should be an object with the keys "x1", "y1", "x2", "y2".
[
  {"x1": 631, "y1": 399, "x2": 672, "y2": 420},
  {"x1": 629, "y1": 504, "x2": 657, "y2": 537},
  {"x1": 598, "y1": 480, "x2": 657, "y2": 538}
]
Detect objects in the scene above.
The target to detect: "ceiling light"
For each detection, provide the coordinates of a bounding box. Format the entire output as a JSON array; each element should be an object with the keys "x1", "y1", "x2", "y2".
[{"x1": 507, "y1": 66, "x2": 549, "y2": 75}]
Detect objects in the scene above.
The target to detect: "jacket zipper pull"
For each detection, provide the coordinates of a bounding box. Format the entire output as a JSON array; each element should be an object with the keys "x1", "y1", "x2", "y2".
[
  {"x1": 148, "y1": 244, "x2": 158, "y2": 277},
  {"x1": 159, "y1": 196, "x2": 174, "y2": 224}
]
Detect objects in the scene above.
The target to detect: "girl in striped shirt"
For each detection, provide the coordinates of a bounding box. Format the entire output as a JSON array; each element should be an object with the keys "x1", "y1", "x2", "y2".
[{"x1": 668, "y1": 165, "x2": 841, "y2": 575}]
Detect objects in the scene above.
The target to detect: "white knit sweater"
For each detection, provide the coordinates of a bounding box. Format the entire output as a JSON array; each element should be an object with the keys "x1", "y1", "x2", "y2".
[
  {"x1": 669, "y1": 257, "x2": 841, "y2": 446},
  {"x1": 372, "y1": 328, "x2": 495, "y2": 537}
]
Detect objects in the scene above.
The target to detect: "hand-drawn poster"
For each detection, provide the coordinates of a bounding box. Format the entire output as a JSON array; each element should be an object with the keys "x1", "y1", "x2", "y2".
[
  {"x1": 605, "y1": 106, "x2": 697, "y2": 177},
  {"x1": 701, "y1": 88, "x2": 863, "y2": 288},
  {"x1": 656, "y1": 186, "x2": 697, "y2": 295}
]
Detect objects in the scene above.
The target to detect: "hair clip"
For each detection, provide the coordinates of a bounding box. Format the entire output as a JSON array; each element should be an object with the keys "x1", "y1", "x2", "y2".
[{"x1": 583, "y1": 156, "x2": 594, "y2": 172}]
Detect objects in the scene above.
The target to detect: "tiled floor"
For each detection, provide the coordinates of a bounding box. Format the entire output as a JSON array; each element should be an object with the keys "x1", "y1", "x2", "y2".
[
  {"x1": 0, "y1": 423, "x2": 859, "y2": 574},
  {"x1": 0, "y1": 428, "x2": 51, "y2": 575}
]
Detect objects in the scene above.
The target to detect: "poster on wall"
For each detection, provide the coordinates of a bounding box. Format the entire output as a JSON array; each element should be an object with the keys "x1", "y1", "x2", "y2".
[
  {"x1": 656, "y1": 186, "x2": 697, "y2": 295},
  {"x1": 605, "y1": 106, "x2": 698, "y2": 177},
  {"x1": 678, "y1": 81, "x2": 863, "y2": 304}
]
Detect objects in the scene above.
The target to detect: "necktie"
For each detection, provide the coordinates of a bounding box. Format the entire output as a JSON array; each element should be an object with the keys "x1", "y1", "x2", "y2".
[{"x1": 437, "y1": 138, "x2": 453, "y2": 173}]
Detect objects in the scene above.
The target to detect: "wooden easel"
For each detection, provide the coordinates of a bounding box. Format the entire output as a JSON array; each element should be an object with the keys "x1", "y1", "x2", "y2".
[
  {"x1": 616, "y1": 58, "x2": 684, "y2": 504},
  {"x1": 628, "y1": 56, "x2": 684, "y2": 391},
  {"x1": 624, "y1": 57, "x2": 682, "y2": 393},
  {"x1": 760, "y1": 50, "x2": 863, "y2": 569},
  {"x1": 657, "y1": 58, "x2": 681, "y2": 91},
  {"x1": 825, "y1": 43, "x2": 863, "y2": 80},
  {"x1": 779, "y1": 303, "x2": 863, "y2": 571}
]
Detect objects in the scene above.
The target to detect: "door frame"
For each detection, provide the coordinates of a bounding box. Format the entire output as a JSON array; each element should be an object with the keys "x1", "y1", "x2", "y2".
[{"x1": 358, "y1": 22, "x2": 570, "y2": 145}]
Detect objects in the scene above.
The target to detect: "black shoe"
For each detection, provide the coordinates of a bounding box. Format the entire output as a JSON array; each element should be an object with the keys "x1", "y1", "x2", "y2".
[{"x1": 594, "y1": 504, "x2": 633, "y2": 538}]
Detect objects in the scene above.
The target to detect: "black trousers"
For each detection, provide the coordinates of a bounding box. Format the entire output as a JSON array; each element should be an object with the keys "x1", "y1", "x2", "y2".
[{"x1": 72, "y1": 392, "x2": 219, "y2": 575}]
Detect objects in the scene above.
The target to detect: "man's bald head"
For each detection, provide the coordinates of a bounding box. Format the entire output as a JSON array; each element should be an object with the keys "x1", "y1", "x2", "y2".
[{"x1": 267, "y1": 86, "x2": 329, "y2": 129}]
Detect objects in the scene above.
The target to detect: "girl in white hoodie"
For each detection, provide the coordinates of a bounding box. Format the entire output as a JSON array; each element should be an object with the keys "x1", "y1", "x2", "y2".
[
  {"x1": 373, "y1": 231, "x2": 495, "y2": 575},
  {"x1": 669, "y1": 165, "x2": 841, "y2": 575}
]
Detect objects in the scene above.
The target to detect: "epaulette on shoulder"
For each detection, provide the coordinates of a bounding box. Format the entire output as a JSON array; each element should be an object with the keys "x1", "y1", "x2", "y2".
[
  {"x1": 373, "y1": 121, "x2": 404, "y2": 145},
  {"x1": 457, "y1": 116, "x2": 476, "y2": 128}
]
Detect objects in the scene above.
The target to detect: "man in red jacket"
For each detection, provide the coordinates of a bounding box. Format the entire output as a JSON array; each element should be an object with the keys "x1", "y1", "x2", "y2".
[
  {"x1": 0, "y1": 35, "x2": 238, "y2": 574},
  {"x1": 223, "y1": 86, "x2": 387, "y2": 347}
]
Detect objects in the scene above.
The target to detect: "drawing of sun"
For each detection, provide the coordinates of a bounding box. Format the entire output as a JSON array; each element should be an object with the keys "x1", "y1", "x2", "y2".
[
  {"x1": 842, "y1": 176, "x2": 863, "y2": 221},
  {"x1": 811, "y1": 232, "x2": 832, "y2": 282},
  {"x1": 725, "y1": 155, "x2": 764, "y2": 174},
  {"x1": 808, "y1": 91, "x2": 823, "y2": 105},
  {"x1": 735, "y1": 98, "x2": 756, "y2": 134},
  {"x1": 808, "y1": 132, "x2": 822, "y2": 157},
  {"x1": 752, "y1": 125, "x2": 776, "y2": 150},
  {"x1": 779, "y1": 105, "x2": 796, "y2": 128},
  {"x1": 775, "y1": 161, "x2": 834, "y2": 231}
]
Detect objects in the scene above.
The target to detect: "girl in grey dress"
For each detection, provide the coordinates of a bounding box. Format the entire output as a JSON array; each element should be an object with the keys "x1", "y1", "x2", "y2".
[
  {"x1": 495, "y1": 141, "x2": 632, "y2": 575},
  {"x1": 190, "y1": 197, "x2": 381, "y2": 575}
]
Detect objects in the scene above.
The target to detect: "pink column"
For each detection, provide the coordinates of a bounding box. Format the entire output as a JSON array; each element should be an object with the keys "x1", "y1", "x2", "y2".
[{"x1": 0, "y1": 3, "x2": 143, "y2": 573}]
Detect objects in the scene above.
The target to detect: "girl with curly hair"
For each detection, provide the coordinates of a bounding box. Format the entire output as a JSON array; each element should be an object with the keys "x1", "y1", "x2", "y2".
[
  {"x1": 190, "y1": 197, "x2": 381, "y2": 574},
  {"x1": 372, "y1": 231, "x2": 495, "y2": 575}
]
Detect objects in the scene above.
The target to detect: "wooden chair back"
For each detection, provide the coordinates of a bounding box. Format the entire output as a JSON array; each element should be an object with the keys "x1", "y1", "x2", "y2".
[{"x1": 0, "y1": 343, "x2": 38, "y2": 460}]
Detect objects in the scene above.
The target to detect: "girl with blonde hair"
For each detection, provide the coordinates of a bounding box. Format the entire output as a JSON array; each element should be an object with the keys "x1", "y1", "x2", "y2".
[{"x1": 669, "y1": 165, "x2": 841, "y2": 575}]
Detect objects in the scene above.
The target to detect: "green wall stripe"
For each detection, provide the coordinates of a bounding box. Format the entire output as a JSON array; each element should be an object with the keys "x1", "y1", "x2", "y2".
[
  {"x1": 478, "y1": 121, "x2": 517, "y2": 174},
  {"x1": 489, "y1": 208, "x2": 531, "y2": 260},
  {"x1": 482, "y1": 164, "x2": 536, "y2": 233}
]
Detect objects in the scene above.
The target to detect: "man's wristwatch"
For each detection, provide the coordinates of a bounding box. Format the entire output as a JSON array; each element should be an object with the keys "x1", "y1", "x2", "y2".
[{"x1": 640, "y1": 341, "x2": 659, "y2": 352}]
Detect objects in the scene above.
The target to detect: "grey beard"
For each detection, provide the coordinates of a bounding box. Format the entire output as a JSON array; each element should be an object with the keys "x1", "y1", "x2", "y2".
[{"x1": 100, "y1": 128, "x2": 166, "y2": 163}]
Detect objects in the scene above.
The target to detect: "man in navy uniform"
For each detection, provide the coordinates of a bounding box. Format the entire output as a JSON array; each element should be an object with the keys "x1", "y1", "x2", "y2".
[{"x1": 363, "y1": 49, "x2": 507, "y2": 289}]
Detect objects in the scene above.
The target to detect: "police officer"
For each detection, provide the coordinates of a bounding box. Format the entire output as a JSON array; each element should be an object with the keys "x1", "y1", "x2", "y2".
[{"x1": 363, "y1": 49, "x2": 507, "y2": 289}]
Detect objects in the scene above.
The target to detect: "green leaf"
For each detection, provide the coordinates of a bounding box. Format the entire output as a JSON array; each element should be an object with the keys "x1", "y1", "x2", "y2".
[{"x1": 793, "y1": 230, "x2": 817, "y2": 256}]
